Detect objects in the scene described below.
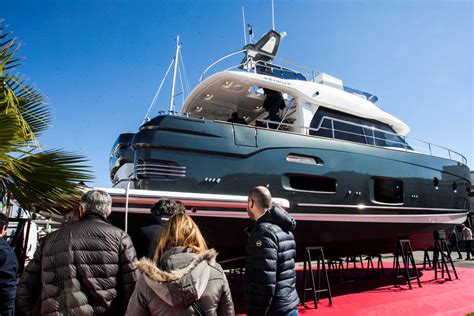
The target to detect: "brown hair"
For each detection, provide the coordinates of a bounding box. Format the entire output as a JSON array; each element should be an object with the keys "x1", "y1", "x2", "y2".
[
  {"x1": 150, "y1": 199, "x2": 185, "y2": 217},
  {"x1": 153, "y1": 213, "x2": 208, "y2": 263}
]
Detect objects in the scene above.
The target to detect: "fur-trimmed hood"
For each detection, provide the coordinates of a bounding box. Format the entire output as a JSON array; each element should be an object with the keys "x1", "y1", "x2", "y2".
[{"x1": 137, "y1": 247, "x2": 218, "y2": 308}]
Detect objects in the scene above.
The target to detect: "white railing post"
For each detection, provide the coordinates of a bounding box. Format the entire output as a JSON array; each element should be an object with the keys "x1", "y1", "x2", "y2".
[
  {"x1": 124, "y1": 179, "x2": 131, "y2": 233},
  {"x1": 331, "y1": 119, "x2": 335, "y2": 139}
]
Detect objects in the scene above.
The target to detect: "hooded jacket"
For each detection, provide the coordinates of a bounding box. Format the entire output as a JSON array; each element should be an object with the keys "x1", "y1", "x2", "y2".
[
  {"x1": 16, "y1": 213, "x2": 139, "y2": 316},
  {"x1": 126, "y1": 247, "x2": 234, "y2": 316},
  {"x1": 245, "y1": 204, "x2": 299, "y2": 316}
]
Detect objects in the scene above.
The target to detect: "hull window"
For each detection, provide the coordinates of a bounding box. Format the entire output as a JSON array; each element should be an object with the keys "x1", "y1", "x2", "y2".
[
  {"x1": 284, "y1": 174, "x2": 337, "y2": 193},
  {"x1": 373, "y1": 177, "x2": 404, "y2": 204}
]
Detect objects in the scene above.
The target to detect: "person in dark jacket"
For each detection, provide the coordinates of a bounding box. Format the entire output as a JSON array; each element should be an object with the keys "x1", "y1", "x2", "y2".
[
  {"x1": 245, "y1": 186, "x2": 299, "y2": 316},
  {"x1": 0, "y1": 213, "x2": 18, "y2": 316},
  {"x1": 126, "y1": 213, "x2": 234, "y2": 315},
  {"x1": 262, "y1": 88, "x2": 286, "y2": 122},
  {"x1": 448, "y1": 226, "x2": 462, "y2": 259},
  {"x1": 133, "y1": 199, "x2": 185, "y2": 259},
  {"x1": 16, "y1": 189, "x2": 139, "y2": 316}
]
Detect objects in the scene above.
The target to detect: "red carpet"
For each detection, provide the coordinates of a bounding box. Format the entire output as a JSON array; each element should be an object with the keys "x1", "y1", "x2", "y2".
[{"x1": 230, "y1": 263, "x2": 474, "y2": 315}]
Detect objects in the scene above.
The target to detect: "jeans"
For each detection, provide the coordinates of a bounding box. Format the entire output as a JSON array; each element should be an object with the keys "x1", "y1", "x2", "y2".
[{"x1": 286, "y1": 309, "x2": 299, "y2": 316}]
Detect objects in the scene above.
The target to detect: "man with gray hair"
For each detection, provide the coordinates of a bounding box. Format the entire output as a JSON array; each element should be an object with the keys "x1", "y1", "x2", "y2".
[{"x1": 17, "y1": 189, "x2": 139, "y2": 315}]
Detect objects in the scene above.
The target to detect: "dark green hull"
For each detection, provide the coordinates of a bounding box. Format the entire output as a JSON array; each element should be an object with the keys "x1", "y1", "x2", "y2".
[{"x1": 109, "y1": 115, "x2": 471, "y2": 261}]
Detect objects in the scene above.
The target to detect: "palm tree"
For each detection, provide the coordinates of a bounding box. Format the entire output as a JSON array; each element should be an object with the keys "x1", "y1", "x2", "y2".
[{"x1": 0, "y1": 21, "x2": 93, "y2": 214}]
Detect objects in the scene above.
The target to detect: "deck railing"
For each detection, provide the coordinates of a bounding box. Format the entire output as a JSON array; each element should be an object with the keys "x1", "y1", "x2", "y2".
[
  {"x1": 155, "y1": 111, "x2": 467, "y2": 165},
  {"x1": 199, "y1": 48, "x2": 380, "y2": 104},
  {"x1": 199, "y1": 48, "x2": 320, "y2": 83},
  {"x1": 255, "y1": 116, "x2": 468, "y2": 164}
]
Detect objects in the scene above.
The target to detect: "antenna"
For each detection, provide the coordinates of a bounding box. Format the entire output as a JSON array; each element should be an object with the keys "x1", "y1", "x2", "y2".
[
  {"x1": 242, "y1": 6, "x2": 247, "y2": 45},
  {"x1": 271, "y1": 0, "x2": 275, "y2": 30},
  {"x1": 169, "y1": 35, "x2": 181, "y2": 113}
]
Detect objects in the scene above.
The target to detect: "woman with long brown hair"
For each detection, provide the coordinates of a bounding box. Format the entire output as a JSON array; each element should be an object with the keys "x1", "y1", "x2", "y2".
[{"x1": 126, "y1": 211, "x2": 234, "y2": 315}]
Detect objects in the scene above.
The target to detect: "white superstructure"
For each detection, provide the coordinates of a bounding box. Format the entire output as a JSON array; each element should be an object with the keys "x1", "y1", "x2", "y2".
[{"x1": 182, "y1": 70, "x2": 410, "y2": 135}]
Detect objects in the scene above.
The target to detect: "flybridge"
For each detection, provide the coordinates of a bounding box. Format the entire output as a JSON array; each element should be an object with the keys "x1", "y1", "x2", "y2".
[{"x1": 199, "y1": 30, "x2": 378, "y2": 105}]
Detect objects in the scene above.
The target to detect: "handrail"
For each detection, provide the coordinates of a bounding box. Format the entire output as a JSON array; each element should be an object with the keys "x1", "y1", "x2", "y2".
[
  {"x1": 199, "y1": 49, "x2": 246, "y2": 82},
  {"x1": 147, "y1": 111, "x2": 467, "y2": 165},
  {"x1": 199, "y1": 48, "x2": 321, "y2": 82},
  {"x1": 197, "y1": 48, "x2": 380, "y2": 104},
  {"x1": 253, "y1": 60, "x2": 308, "y2": 81},
  {"x1": 254, "y1": 116, "x2": 467, "y2": 164}
]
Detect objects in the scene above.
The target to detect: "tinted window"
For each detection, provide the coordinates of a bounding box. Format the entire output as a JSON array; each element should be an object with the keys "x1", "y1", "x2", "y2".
[
  {"x1": 373, "y1": 177, "x2": 403, "y2": 204},
  {"x1": 333, "y1": 120, "x2": 366, "y2": 144},
  {"x1": 310, "y1": 107, "x2": 408, "y2": 148},
  {"x1": 287, "y1": 174, "x2": 337, "y2": 192}
]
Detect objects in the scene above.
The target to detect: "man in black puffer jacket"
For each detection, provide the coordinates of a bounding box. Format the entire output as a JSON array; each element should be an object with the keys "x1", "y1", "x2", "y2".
[
  {"x1": 16, "y1": 190, "x2": 139, "y2": 316},
  {"x1": 245, "y1": 186, "x2": 299, "y2": 316}
]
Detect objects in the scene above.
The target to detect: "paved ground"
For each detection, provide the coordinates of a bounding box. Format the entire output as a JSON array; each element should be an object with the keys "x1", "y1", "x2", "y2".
[{"x1": 396, "y1": 250, "x2": 473, "y2": 269}]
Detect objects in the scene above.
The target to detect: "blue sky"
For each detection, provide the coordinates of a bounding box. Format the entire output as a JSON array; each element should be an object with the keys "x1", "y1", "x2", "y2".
[{"x1": 2, "y1": 0, "x2": 472, "y2": 186}]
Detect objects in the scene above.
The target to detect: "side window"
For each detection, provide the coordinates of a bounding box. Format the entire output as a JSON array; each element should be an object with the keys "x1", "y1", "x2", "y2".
[
  {"x1": 310, "y1": 117, "x2": 333, "y2": 138},
  {"x1": 333, "y1": 120, "x2": 366, "y2": 144},
  {"x1": 373, "y1": 177, "x2": 404, "y2": 204},
  {"x1": 283, "y1": 174, "x2": 337, "y2": 193},
  {"x1": 310, "y1": 107, "x2": 409, "y2": 148}
]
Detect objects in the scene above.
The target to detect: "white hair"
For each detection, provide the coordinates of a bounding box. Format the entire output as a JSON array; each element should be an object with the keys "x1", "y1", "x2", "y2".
[{"x1": 81, "y1": 190, "x2": 112, "y2": 218}]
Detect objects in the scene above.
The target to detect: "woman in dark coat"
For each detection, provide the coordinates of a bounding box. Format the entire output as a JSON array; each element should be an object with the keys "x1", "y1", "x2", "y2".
[{"x1": 126, "y1": 213, "x2": 234, "y2": 316}]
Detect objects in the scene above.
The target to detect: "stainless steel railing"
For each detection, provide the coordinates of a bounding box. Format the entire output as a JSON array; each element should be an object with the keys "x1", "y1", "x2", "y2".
[
  {"x1": 198, "y1": 49, "x2": 379, "y2": 103},
  {"x1": 150, "y1": 111, "x2": 467, "y2": 165},
  {"x1": 199, "y1": 48, "x2": 320, "y2": 82},
  {"x1": 256, "y1": 116, "x2": 468, "y2": 164}
]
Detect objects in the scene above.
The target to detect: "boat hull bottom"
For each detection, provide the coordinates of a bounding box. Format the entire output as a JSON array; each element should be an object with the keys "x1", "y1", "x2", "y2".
[{"x1": 109, "y1": 212, "x2": 454, "y2": 265}]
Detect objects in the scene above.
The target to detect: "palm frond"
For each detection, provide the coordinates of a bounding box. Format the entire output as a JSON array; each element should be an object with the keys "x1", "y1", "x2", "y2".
[
  {"x1": 7, "y1": 75, "x2": 51, "y2": 135},
  {"x1": 3, "y1": 150, "x2": 94, "y2": 213}
]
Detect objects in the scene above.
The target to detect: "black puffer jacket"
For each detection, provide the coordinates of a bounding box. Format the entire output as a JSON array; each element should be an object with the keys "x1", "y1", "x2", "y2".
[
  {"x1": 16, "y1": 213, "x2": 139, "y2": 316},
  {"x1": 132, "y1": 215, "x2": 166, "y2": 259},
  {"x1": 126, "y1": 247, "x2": 234, "y2": 315},
  {"x1": 245, "y1": 204, "x2": 299, "y2": 316},
  {"x1": 0, "y1": 237, "x2": 18, "y2": 316}
]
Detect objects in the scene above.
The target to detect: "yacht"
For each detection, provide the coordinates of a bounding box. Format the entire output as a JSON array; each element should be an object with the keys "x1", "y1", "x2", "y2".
[{"x1": 105, "y1": 30, "x2": 471, "y2": 261}]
